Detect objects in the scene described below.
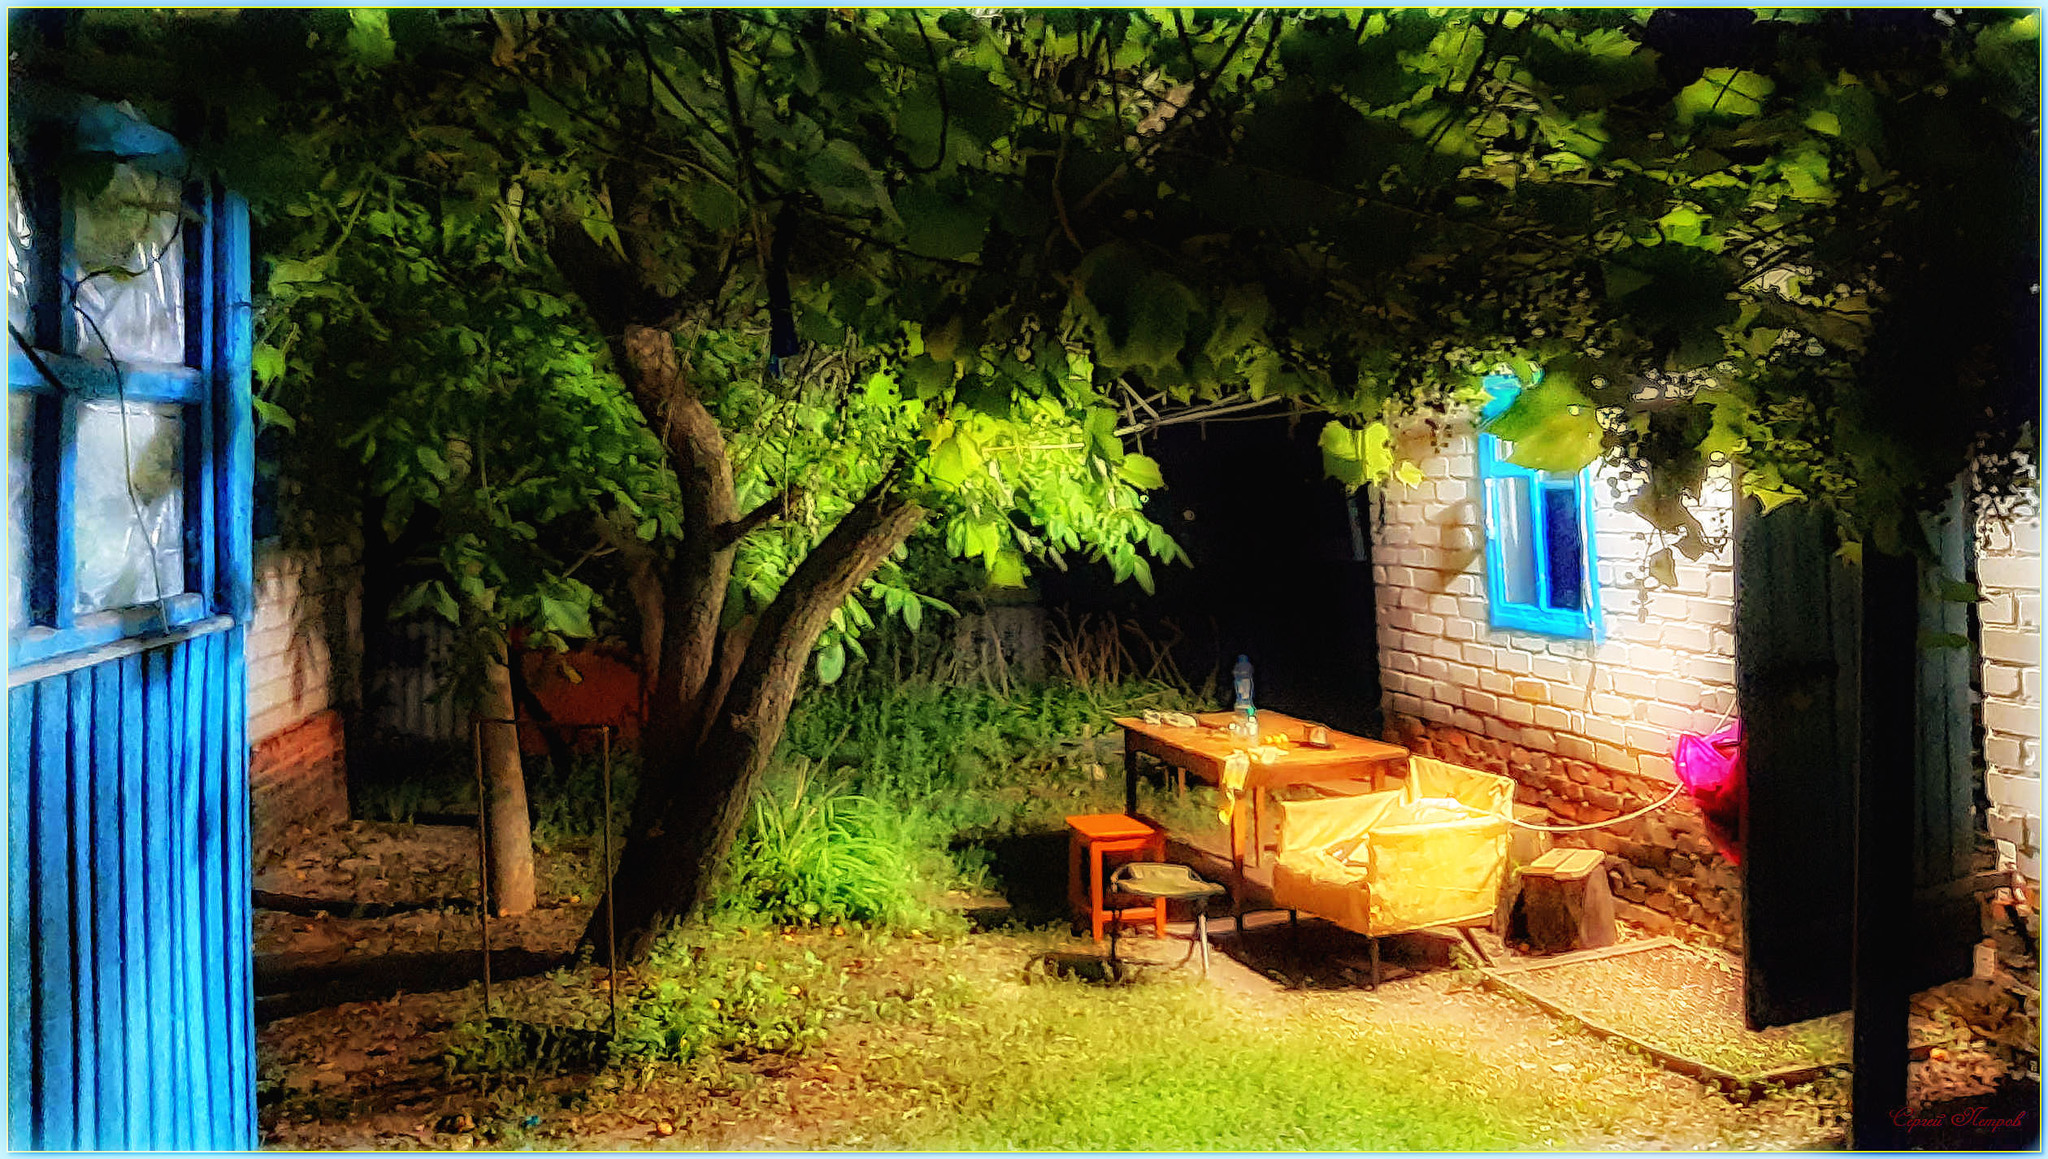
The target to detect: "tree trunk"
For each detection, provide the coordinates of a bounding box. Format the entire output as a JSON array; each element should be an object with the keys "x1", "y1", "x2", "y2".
[
  {"x1": 480, "y1": 637, "x2": 537, "y2": 916},
  {"x1": 590, "y1": 486, "x2": 925, "y2": 961}
]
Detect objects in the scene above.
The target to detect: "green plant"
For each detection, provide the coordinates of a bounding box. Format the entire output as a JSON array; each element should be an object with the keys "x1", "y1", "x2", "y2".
[
  {"x1": 611, "y1": 929, "x2": 848, "y2": 1066},
  {"x1": 714, "y1": 758, "x2": 957, "y2": 933},
  {"x1": 529, "y1": 748, "x2": 640, "y2": 851},
  {"x1": 444, "y1": 1017, "x2": 612, "y2": 1077}
]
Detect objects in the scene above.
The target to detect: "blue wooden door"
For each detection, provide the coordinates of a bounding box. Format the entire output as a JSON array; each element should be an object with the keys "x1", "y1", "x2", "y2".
[{"x1": 7, "y1": 105, "x2": 256, "y2": 1149}]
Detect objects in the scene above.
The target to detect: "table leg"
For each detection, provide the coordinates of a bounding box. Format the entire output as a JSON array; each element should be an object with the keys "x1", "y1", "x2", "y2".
[
  {"x1": 1090, "y1": 841, "x2": 1106, "y2": 942},
  {"x1": 1124, "y1": 742, "x2": 1140, "y2": 816},
  {"x1": 1249, "y1": 788, "x2": 1264, "y2": 869},
  {"x1": 1068, "y1": 832, "x2": 1083, "y2": 919},
  {"x1": 1230, "y1": 811, "x2": 1247, "y2": 936}
]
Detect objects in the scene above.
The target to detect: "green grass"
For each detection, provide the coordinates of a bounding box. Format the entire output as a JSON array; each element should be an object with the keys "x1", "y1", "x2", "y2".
[
  {"x1": 715, "y1": 759, "x2": 960, "y2": 932},
  {"x1": 860, "y1": 962, "x2": 1579, "y2": 1151}
]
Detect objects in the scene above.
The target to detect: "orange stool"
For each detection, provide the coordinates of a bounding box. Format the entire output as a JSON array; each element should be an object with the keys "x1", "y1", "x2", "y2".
[{"x1": 1066, "y1": 813, "x2": 1167, "y2": 942}]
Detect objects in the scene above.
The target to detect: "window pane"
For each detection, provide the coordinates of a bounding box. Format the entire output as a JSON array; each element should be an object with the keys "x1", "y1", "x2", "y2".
[
  {"x1": 72, "y1": 400, "x2": 186, "y2": 616},
  {"x1": 68, "y1": 164, "x2": 185, "y2": 365},
  {"x1": 1542, "y1": 483, "x2": 1585, "y2": 613},
  {"x1": 1494, "y1": 475, "x2": 1538, "y2": 605},
  {"x1": 8, "y1": 396, "x2": 32, "y2": 629},
  {"x1": 7, "y1": 161, "x2": 32, "y2": 340}
]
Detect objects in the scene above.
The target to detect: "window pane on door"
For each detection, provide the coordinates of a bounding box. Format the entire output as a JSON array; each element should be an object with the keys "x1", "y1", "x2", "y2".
[
  {"x1": 1494, "y1": 475, "x2": 1538, "y2": 605},
  {"x1": 72, "y1": 399, "x2": 185, "y2": 615},
  {"x1": 1541, "y1": 484, "x2": 1585, "y2": 613},
  {"x1": 7, "y1": 161, "x2": 33, "y2": 340},
  {"x1": 68, "y1": 164, "x2": 185, "y2": 365},
  {"x1": 8, "y1": 396, "x2": 31, "y2": 629}
]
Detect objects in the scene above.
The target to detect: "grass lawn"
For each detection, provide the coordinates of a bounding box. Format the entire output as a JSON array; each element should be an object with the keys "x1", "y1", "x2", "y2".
[
  {"x1": 883, "y1": 970, "x2": 1566, "y2": 1151},
  {"x1": 261, "y1": 908, "x2": 1851, "y2": 1151}
]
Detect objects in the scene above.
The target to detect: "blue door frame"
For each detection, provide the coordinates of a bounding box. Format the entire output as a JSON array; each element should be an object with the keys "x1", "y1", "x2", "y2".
[{"x1": 7, "y1": 104, "x2": 256, "y2": 1150}]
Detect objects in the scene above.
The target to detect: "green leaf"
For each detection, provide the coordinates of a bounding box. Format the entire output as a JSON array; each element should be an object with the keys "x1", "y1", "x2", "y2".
[
  {"x1": 1917, "y1": 630, "x2": 1971, "y2": 651},
  {"x1": 1319, "y1": 421, "x2": 1367, "y2": 489},
  {"x1": 1117, "y1": 454, "x2": 1165, "y2": 490},
  {"x1": 415, "y1": 444, "x2": 450, "y2": 482},
  {"x1": 1674, "y1": 68, "x2": 1774, "y2": 125},
  {"x1": 1394, "y1": 460, "x2": 1424, "y2": 487},
  {"x1": 1484, "y1": 379, "x2": 1605, "y2": 474},
  {"x1": 429, "y1": 582, "x2": 459, "y2": 625},
  {"x1": 1129, "y1": 555, "x2": 1155, "y2": 596},
  {"x1": 251, "y1": 397, "x2": 295, "y2": 432},
  {"x1": 895, "y1": 187, "x2": 989, "y2": 259},
  {"x1": 1082, "y1": 407, "x2": 1123, "y2": 463},
  {"x1": 804, "y1": 140, "x2": 897, "y2": 221},
  {"x1": 987, "y1": 548, "x2": 1026, "y2": 589},
  {"x1": 539, "y1": 594, "x2": 592, "y2": 638},
  {"x1": 252, "y1": 342, "x2": 287, "y2": 386},
  {"x1": 815, "y1": 640, "x2": 847, "y2": 684},
  {"x1": 1360, "y1": 422, "x2": 1394, "y2": 481},
  {"x1": 1656, "y1": 206, "x2": 1706, "y2": 246},
  {"x1": 346, "y1": 9, "x2": 397, "y2": 67},
  {"x1": 681, "y1": 183, "x2": 744, "y2": 232},
  {"x1": 1933, "y1": 577, "x2": 1980, "y2": 604},
  {"x1": 928, "y1": 433, "x2": 979, "y2": 486}
]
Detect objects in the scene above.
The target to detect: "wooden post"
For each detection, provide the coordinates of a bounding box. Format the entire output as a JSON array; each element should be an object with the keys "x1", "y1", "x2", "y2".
[{"x1": 1851, "y1": 546, "x2": 1917, "y2": 1150}]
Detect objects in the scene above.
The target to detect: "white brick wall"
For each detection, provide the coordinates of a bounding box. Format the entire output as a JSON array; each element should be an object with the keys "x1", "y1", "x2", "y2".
[
  {"x1": 1370, "y1": 416, "x2": 1737, "y2": 785},
  {"x1": 1978, "y1": 504, "x2": 2042, "y2": 884},
  {"x1": 247, "y1": 541, "x2": 360, "y2": 743}
]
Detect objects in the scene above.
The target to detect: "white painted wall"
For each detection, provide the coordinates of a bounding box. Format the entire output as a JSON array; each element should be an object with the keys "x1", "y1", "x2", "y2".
[{"x1": 1370, "y1": 414, "x2": 1738, "y2": 785}]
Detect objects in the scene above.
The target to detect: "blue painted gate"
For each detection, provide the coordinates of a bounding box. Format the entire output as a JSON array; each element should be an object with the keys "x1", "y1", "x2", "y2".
[{"x1": 7, "y1": 103, "x2": 257, "y2": 1149}]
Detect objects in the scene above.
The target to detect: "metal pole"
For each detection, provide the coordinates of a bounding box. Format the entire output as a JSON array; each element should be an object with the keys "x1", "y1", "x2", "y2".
[
  {"x1": 601, "y1": 724, "x2": 619, "y2": 1039},
  {"x1": 472, "y1": 716, "x2": 493, "y2": 1021}
]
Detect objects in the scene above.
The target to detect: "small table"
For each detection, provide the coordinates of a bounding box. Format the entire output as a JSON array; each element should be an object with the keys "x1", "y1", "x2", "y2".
[
  {"x1": 1066, "y1": 813, "x2": 1169, "y2": 942},
  {"x1": 1115, "y1": 711, "x2": 1409, "y2": 904}
]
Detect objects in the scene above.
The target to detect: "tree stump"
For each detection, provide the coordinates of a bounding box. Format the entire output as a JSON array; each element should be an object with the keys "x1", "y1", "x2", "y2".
[
  {"x1": 1511, "y1": 848, "x2": 1618, "y2": 954},
  {"x1": 1494, "y1": 804, "x2": 1557, "y2": 939}
]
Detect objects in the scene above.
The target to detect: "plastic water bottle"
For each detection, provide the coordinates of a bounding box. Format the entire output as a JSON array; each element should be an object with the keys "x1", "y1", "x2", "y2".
[{"x1": 1232, "y1": 655, "x2": 1257, "y2": 737}]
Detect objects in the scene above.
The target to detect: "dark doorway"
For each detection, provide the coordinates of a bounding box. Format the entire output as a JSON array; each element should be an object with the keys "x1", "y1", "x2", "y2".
[{"x1": 1041, "y1": 413, "x2": 1382, "y2": 737}]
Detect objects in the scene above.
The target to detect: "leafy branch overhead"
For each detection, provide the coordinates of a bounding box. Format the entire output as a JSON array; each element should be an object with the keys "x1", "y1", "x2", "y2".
[
  {"x1": 16, "y1": 7, "x2": 2035, "y2": 947},
  {"x1": 43, "y1": 8, "x2": 2033, "y2": 556}
]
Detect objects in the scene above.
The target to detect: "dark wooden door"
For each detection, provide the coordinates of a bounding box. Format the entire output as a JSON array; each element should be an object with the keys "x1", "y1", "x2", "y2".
[{"x1": 1736, "y1": 489, "x2": 1981, "y2": 1029}]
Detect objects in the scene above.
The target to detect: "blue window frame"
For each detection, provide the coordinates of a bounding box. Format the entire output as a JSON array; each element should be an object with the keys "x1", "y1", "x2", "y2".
[
  {"x1": 1477, "y1": 373, "x2": 1603, "y2": 640},
  {"x1": 7, "y1": 105, "x2": 252, "y2": 668}
]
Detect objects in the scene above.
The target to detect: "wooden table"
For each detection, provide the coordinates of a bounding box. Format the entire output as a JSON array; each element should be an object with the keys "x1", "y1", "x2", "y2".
[{"x1": 1115, "y1": 711, "x2": 1409, "y2": 897}]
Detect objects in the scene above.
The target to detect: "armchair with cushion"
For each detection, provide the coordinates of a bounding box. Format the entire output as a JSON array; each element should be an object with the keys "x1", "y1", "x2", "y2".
[{"x1": 1270, "y1": 756, "x2": 1512, "y2": 983}]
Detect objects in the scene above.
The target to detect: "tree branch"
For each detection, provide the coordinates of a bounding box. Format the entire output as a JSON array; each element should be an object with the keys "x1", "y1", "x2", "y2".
[{"x1": 715, "y1": 483, "x2": 805, "y2": 548}]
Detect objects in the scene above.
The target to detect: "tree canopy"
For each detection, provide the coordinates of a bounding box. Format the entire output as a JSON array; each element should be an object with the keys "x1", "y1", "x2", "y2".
[{"x1": 13, "y1": 6, "x2": 2038, "y2": 945}]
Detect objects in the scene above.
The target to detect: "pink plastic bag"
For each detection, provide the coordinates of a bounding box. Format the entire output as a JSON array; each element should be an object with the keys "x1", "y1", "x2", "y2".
[{"x1": 1674, "y1": 722, "x2": 1744, "y2": 865}]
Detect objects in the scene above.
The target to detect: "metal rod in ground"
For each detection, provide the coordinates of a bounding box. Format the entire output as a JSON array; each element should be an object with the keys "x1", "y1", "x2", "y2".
[
  {"x1": 602, "y1": 724, "x2": 618, "y2": 1040},
  {"x1": 472, "y1": 716, "x2": 492, "y2": 1021}
]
